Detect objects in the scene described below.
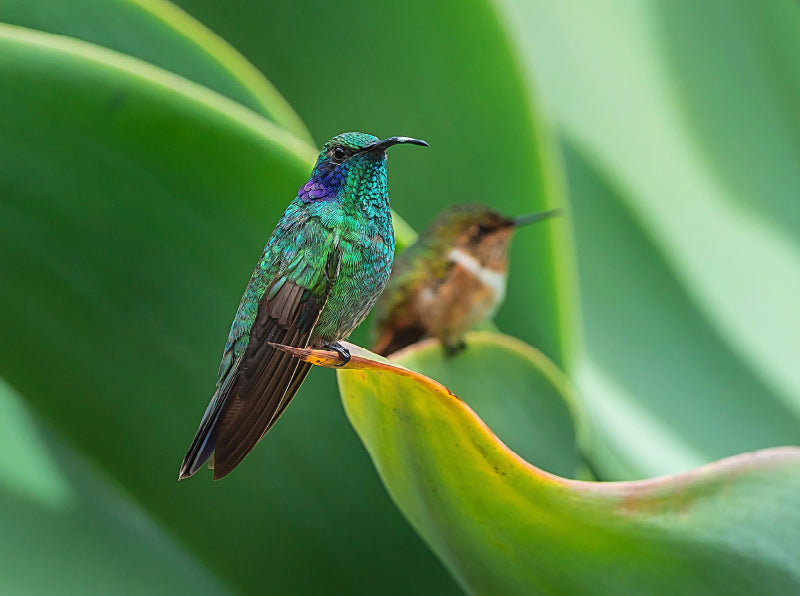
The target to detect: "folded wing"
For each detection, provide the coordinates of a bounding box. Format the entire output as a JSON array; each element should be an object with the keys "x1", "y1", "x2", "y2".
[{"x1": 179, "y1": 246, "x2": 341, "y2": 480}]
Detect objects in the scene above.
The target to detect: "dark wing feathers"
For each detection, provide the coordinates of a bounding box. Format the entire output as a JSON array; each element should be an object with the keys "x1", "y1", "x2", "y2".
[
  {"x1": 179, "y1": 248, "x2": 340, "y2": 481},
  {"x1": 178, "y1": 352, "x2": 242, "y2": 479},
  {"x1": 211, "y1": 251, "x2": 340, "y2": 480},
  {"x1": 266, "y1": 362, "x2": 312, "y2": 430}
]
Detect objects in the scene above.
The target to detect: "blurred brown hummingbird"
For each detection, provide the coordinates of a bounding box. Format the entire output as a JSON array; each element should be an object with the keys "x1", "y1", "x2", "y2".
[{"x1": 370, "y1": 203, "x2": 560, "y2": 357}]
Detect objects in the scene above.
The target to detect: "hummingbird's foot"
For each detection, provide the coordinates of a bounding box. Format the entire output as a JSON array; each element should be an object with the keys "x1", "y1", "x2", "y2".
[
  {"x1": 323, "y1": 341, "x2": 351, "y2": 366},
  {"x1": 443, "y1": 340, "x2": 467, "y2": 358}
]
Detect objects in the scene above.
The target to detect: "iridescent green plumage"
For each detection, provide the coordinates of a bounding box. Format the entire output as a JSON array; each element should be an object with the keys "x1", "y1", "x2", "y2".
[{"x1": 180, "y1": 132, "x2": 427, "y2": 480}]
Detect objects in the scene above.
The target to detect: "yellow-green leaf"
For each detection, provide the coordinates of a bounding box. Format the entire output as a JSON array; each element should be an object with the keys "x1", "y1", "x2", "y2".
[
  {"x1": 278, "y1": 345, "x2": 800, "y2": 595},
  {"x1": 388, "y1": 332, "x2": 586, "y2": 479}
]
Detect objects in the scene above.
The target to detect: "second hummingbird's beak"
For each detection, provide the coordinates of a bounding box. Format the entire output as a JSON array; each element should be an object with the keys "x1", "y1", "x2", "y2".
[
  {"x1": 364, "y1": 136, "x2": 429, "y2": 154},
  {"x1": 510, "y1": 208, "x2": 562, "y2": 228}
]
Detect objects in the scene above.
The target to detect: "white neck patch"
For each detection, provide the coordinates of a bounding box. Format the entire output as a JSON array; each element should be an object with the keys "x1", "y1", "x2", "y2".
[{"x1": 447, "y1": 248, "x2": 507, "y2": 299}]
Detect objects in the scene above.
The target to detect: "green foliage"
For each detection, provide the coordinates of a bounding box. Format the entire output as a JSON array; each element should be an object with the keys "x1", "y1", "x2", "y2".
[
  {"x1": 0, "y1": 380, "x2": 228, "y2": 595},
  {"x1": 0, "y1": 0, "x2": 311, "y2": 139},
  {"x1": 391, "y1": 333, "x2": 585, "y2": 479},
  {"x1": 0, "y1": 0, "x2": 798, "y2": 594},
  {"x1": 0, "y1": 21, "x2": 447, "y2": 596},
  {"x1": 335, "y1": 344, "x2": 800, "y2": 596},
  {"x1": 494, "y1": 0, "x2": 800, "y2": 478}
]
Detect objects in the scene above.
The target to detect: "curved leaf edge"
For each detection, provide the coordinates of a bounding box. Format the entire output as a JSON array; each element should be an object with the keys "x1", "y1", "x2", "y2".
[
  {"x1": 322, "y1": 339, "x2": 799, "y2": 594},
  {"x1": 130, "y1": 0, "x2": 313, "y2": 142},
  {"x1": 274, "y1": 337, "x2": 582, "y2": 489},
  {"x1": 0, "y1": 22, "x2": 419, "y2": 249},
  {"x1": 277, "y1": 338, "x2": 800, "y2": 495},
  {"x1": 0, "y1": 22, "x2": 317, "y2": 164},
  {"x1": 389, "y1": 331, "x2": 592, "y2": 458},
  {"x1": 9, "y1": 23, "x2": 424, "y2": 252}
]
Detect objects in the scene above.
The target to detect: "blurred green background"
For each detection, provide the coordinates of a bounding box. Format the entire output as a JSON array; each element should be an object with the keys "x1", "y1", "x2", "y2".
[{"x1": 0, "y1": 0, "x2": 798, "y2": 593}]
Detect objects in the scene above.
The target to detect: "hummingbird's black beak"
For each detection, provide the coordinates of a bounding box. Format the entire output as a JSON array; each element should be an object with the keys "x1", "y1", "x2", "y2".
[
  {"x1": 365, "y1": 136, "x2": 429, "y2": 154},
  {"x1": 510, "y1": 208, "x2": 562, "y2": 228}
]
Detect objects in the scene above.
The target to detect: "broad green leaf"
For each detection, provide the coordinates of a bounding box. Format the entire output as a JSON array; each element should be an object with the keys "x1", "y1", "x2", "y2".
[
  {"x1": 0, "y1": 380, "x2": 229, "y2": 595},
  {"x1": 286, "y1": 346, "x2": 800, "y2": 596},
  {"x1": 390, "y1": 332, "x2": 586, "y2": 479},
  {"x1": 0, "y1": 25, "x2": 452, "y2": 595},
  {"x1": 0, "y1": 0, "x2": 312, "y2": 142},
  {"x1": 494, "y1": 0, "x2": 800, "y2": 476},
  {"x1": 174, "y1": 0, "x2": 575, "y2": 368},
  {"x1": 0, "y1": 4, "x2": 418, "y2": 247},
  {"x1": 564, "y1": 144, "x2": 800, "y2": 480}
]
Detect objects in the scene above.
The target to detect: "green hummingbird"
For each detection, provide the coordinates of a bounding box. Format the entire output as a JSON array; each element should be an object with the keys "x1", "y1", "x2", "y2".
[
  {"x1": 371, "y1": 203, "x2": 559, "y2": 357},
  {"x1": 179, "y1": 132, "x2": 428, "y2": 480}
]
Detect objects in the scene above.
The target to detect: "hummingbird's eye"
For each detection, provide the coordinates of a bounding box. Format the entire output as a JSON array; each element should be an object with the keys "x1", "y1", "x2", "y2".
[
  {"x1": 476, "y1": 224, "x2": 491, "y2": 237},
  {"x1": 331, "y1": 146, "x2": 347, "y2": 162}
]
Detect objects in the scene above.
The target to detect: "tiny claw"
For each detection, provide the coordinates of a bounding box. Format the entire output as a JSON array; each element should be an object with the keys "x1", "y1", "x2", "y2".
[
  {"x1": 324, "y1": 341, "x2": 351, "y2": 366},
  {"x1": 443, "y1": 340, "x2": 467, "y2": 358}
]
